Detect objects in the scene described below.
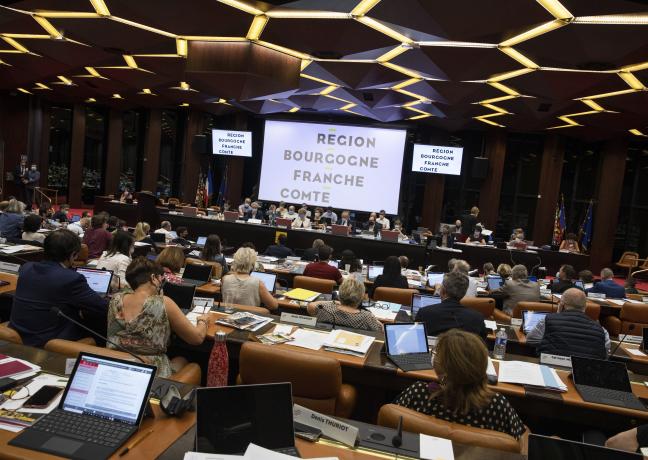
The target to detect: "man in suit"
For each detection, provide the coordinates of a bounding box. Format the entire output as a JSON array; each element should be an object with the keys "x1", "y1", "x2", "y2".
[
  {"x1": 461, "y1": 206, "x2": 479, "y2": 236},
  {"x1": 490, "y1": 264, "x2": 541, "y2": 315},
  {"x1": 415, "y1": 271, "x2": 487, "y2": 340},
  {"x1": 264, "y1": 234, "x2": 294, "y2": 258},
  {"x1": 13, "y1": 156, "x2": 29, "y2": 205},
  {"x1": 10, "y1": 229, "x2": 108, "y2": 347},
  {"x1": 337, "y1": 210, "x2": 352, "y2": 227},
  {"x1": 586, "y1": 268, "x2": 626, "y2": 299}
]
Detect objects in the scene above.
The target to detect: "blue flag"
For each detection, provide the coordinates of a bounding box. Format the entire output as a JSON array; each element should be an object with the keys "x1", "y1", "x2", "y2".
[
  {"x1": 580, "y1": 200, "x2": 594, "y2": 251},
  {"x1": 206, "y1": 166, "x2": 214, "y2": 199},
  {"x1": 217, "y1": 163, "x2": 228, "y2": 206}
]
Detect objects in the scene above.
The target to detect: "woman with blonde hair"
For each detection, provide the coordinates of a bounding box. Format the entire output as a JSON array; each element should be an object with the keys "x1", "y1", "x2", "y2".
[
  {"x1": 220, "y1": 247, "x2": 278, "y2": 310},
  {"x1": 156, "y1": 246, "x2": 185, "y2": 284},
  {"x1": 497, "y1": 263, "x2": 512, "y2": 280},
  {"x1": 133, "y1": 222, "x2": 151, "y2": 241},
  {"x1": 395, "y1": 329, "x2": 526, "y2": 440}
]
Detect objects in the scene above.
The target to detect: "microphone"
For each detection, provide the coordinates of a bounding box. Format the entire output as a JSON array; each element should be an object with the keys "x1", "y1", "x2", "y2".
[
  {"x1": 391, "y1": 416, "x2": 403, "y2": 448},
  {"x1": 609, "y1": 324, "x2": 635, "y2": 359},
  {"x1": 50, "y1": 307, "x2": 145, "y2": 363}
]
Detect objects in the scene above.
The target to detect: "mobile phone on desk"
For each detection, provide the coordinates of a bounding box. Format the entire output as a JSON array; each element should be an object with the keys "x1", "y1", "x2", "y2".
[{"x1": 22, "y1": 385, "x2": 63, "y2": 409}]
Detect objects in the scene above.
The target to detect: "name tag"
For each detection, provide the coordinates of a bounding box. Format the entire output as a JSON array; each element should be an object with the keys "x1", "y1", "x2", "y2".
[
  {"x1": 540, "y1": 353, "x2": 572, "y2": 368},
  {"x1": 280, "y1": 312, "x2": 317, "y2": 327},
  {"x1": 622, "y1": 334, "x2": 643, "y2": 345},
  {"x1": 587, "y1": 292, "x2": 606, "y2": 299},
  {"x1": 511, "y1": 318, "x2": 523, "y2": 327},
  {"x1": 247, "y1": 218, "x2": 262, "y2": 224},
  {"x1": 293, "y1": 404, "x2": 359, "y2": 447},
  {"x1": 0, "y1": 261, "x2": 20, "y2": 273}
]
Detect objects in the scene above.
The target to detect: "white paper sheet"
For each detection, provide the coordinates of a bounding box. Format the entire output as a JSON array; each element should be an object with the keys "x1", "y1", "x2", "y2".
[
  {"x1": 285, "y1": 329, "x2": 328, "y2": 351},
  {"x1": 243, "y1": 443, "x2": 338, "y2": 460},
  {"x1": 484, "y1": 320, "x2": 497, "y2": 330},
  {"x1": 626, "y1": 348, "x2": 647, "y2": 357},
  {"x1": 420, "y1": 434, "x2": 454, "y2": 460},
  {"x1": 184, "y1": 453, "x2": 244, "y2": 460}
]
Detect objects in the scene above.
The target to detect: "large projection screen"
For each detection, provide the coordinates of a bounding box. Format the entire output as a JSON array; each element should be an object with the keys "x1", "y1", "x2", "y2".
[{"x1": 259, "y1": 120, "x2": 406, "y2": 214}]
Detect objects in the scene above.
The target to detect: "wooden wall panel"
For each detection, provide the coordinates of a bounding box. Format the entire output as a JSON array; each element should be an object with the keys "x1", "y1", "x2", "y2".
[
  {"x1": 141, "y1": 109, "x2": 161, "y2": 193},
  {"x1": 180, "y1": 110, "x2": 204, "y2": 203},
  {"x1": 532, "y1": 135, "x2": 565, "y2": 244},
  {"x1": 421, "y1": 174, "x2": 445, "y2": 232},
  {"x1": 104, "y1": 109, "x2": 123, "y2": 196},
  {"x1": 477, "y1": 130, "x2": 507, "y2": 228},
  {"x1": 67, "y1": 104, "x2": 85, "y2": 207}
]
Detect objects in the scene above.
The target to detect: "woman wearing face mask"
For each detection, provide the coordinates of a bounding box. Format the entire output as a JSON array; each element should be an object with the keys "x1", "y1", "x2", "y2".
[
  {"x1": 292, "y1": 207, "x2": 311, "y2": 229},
  {"x1": 466, "y1": 225, "x2": 486, "y2": 244},
  {"x1": 96, "y1": 230, "x2": 135, "y2": 290},
  {"x1": 107, "y1": 257, "x2": 210, "y2": 378}
]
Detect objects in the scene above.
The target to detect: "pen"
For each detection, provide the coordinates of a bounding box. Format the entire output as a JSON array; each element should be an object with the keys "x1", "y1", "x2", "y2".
[{"x1": 119, "y1": 429, "x2": 154, "y2": 456}]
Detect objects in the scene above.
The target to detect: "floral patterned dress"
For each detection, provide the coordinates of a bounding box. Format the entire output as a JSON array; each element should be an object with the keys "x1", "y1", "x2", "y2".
[{"x1": 107, "y1": 290, "x2": 173, "y2": 377}]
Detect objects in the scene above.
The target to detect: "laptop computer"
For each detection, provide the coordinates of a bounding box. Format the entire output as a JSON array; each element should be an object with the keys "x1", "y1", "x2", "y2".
[
  {"x1": 76, "y1": 267, "x2": 113, "y2": 297},
  {"x1": 250, "y1": 271, "x2": 277, "y2": 293},
  {"x1": 528, "y1": 434, "x2": 642, "y2": 460},
  {"x1": 181, "y1": 264, "x2": 213, "y2": 286},
  {"x1": 195, "y1": 236, "x2": 207, "y2": 247},
  {"x1": 367, "y1": 265, "x2": 384, "y2": 281},
  {"x1": 571, "y1": 356, "x2": 646, "y2": 411},
  {"x1": 521, "y1": 310, "x2": 548, "y2": 335},
  {"x1": 411, "y1": 293, "x2": 442, "y2": 319},
  {"x1": 10, "y1": 353, "x2": 156, "y2": 460},
  {"x1": 384, "y1": 323, "x2": 433, "y2": 372},
  {"x1": 163, "y1": 282, "x2": 196, "y2": 312},
  {"x1": 380, "y1": 230, "x2": 399, "y2": 242},
  {"x1": 223, "y1": 211, "x2": 239, "y2": 222},
  {"x1": 196, "y1": 383, "x2": 299, "y2": 457},
  {"x1": 575, "y1": 280, "x2": 584, "y2": 289},
  {"x1": 426, "y1": 272, "x2": 444, "y2": 287},
  {"x1": 487, "y1": 275, "x2": 503, "y2": 290},
  {"x1": 151, "y1": 232, "x2": 166, "y2": 243},
  {"x1": 331, "y1": 224, "x2": 350, "y2": 236}
]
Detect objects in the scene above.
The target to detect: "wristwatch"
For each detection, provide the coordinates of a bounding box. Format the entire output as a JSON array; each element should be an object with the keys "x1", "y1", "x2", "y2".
[{"x1": 197, "y1": 318, "x2": 208, "y2": 326}]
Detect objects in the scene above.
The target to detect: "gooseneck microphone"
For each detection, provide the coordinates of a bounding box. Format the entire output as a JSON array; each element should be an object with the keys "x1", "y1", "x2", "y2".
[
  {"x1": 609, "y1": 324, "x2": 635, "y2": 359},
  {"x1": 391, "y1": 416, "x2": 403, "y2": 448},
  {"x1": 50, "y1": 306, "x2": 145, "y2": 363}
]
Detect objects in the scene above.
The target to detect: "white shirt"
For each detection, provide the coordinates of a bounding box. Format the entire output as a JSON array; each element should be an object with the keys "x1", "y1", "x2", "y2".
[
  {"x1": 154, "y1": 228, "x2": 172, "y2": 243},
  {"x1": 322, "y1": 211, "x2": 338, "y2": 222},
  {"x1": 96, "y1": 252, "x2": 132, "y2": 290},
  {"x1": 22, "y1": 231, "x2": 45, "y2": 243},
  {"x1": 464, "y1": 276, "x2": 478, "y2": 297},
  {"x1": 67, "y1": 222, "x2": 84, "y2": 237},
  {"x1": 292, "y1": 216, "x2": 311, "y2": 229},
  {"x1": 376, "y1": 216, "x2": 390, "y2": 230},
  {"x1": 284, "y1": 212, "x2": 297, "y2": 221}
]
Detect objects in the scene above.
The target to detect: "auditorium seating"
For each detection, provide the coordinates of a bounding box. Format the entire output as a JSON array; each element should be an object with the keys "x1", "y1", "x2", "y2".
[
  {"x1": 601, "y1": 302, "x2": 648, "y2": 337},
  {"x1": 492, "y1": 301, "x2": 600, "y2": 324},
  {"x1": 460, "y1": 297, "x2": 495, "y2": 319},
  {"x1": 616, "y1": 251, "x2": 640, "y2": 278},
  {"x1": 373, "y1": 287, "x2": 419, "y2": 306},
  {"x1": 378, "y1": 404, "x2": 524, "y2": 453},
  {"x1": 237, "y1": 342, "x2": 356, "y2": 418},
  {"x1": 293, "y1": 275, "x2": 336, "y2": 294},
  {"x1": 72, "y1": 243, "x2": 89, "y2": 267}
]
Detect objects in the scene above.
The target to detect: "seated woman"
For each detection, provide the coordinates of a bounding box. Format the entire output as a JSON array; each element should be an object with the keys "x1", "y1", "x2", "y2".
[
  {"x1": 21, "y1": 213, "x2": 45, "y2": 244},
  {"x1": 133, "y1": 222, "x2": 151, "y2": 241},
  {"x1": 483, "y1": 262, "x2": 495, "y2": 277},
  {"x1": 221, "y1": 247, "x2": 278, "y2": 310},
  {"x1": 394, "y1": 329, "x2": 527, "y2": 441},
  {"x1": 497, "y1": 263, "x2": 512, "y2": 281},
  {"x1": 339, "y1": 249, "x2": 362, "y2": 273},
  {"x1": 156, "y1": 246, "x2": 185, "y2": 284},
  {"x1": 96, "y1": 230, "x2": 134, "y2": 290},
  {"x1": 308, "y1": 277, "x2": 382, "y2": 332},
  {"x1": 560, "y1": 233, "x2": 580, "y2": 253},
  {"x1": 119, "y1": 187, "x2": 133, "y2": 203},
  {"x1": 107, "y1": 258, "x2": 210, "y2": 378},
  {"x1": 201, "y1": 234, "x2": 228, "y2": 277},
  {"x1": 371, "y1": 255, "x2": 409, "y2": 297},
  {"x1": 393, "y1": 219, "x2": 408, "y2": 241},
  {"x1": 466, "y1": 225, "x2": 486, "y2": 244}
]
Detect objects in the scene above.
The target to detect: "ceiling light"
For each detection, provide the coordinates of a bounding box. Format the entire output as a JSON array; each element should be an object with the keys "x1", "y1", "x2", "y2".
[
  {"x1": 84, "y1": 67, "x2": 102, "y2": 77},
  {"x1": 477, "y1": 112, "x2": 507, "y2": 119},
  {"x1": 618, "y1": 71, "x2": 646, "y2": 90},
  {"x1": 180, "y1": 103, "x2": 189, "y2": 107},
  {"x1": 34, "y1": 82, "x2": 51, "y2": 90},
  {"x1": 89, "y1": 0, "x2": 110, "y2": 16},
  {"x1": 2, "y1": 36, "x2": 28, "y2": 53},
  {"x1": 351, "y1": 0, "x2": 381, "y2": 16},
  {"x1": 288, "y1": 107, "x2": 300, "y2": 112},
  {"x1": 320, "y1": 85, "x2": 338, "y2": 95},
  {"x1": 404, "y1": 106, "x2": 430, "y2": 116},
  {"x1": 340, "y1": 103, "x2": 356, "y2": 110},
  {"x1": 132, "y1": 53, "x2": 181, "y2": 58},
  {"x1": 123, "y1": 55, "x2": 137, "y2": 68},
  {"x1": 499, "y1": 47, "x2": 539, "y2": 69},
  {"x1": 581, "y1": 99, "x2": 605, "y2": 111},
  {"x1": 562, "y1": 110, "x2": 606, "y2": 118},
  {"x1": 85, "y1": 98, "x2": 96, "y2": 103},
  {"x1": 395, "y1": 88, "x2": 431, "y2": 102},
  {"x1": 265, "y1": 10, "x2": 350, "y2": 19},
  {"x1": 539, "y1": 66, "x2": 616, "y2": 74},
  {"x1": 629, "y1": 129, "x2": 646, "y2": 136},
  {"x1": 547, "y1": 123, "x2": 578, "y2": 130},
  {"x1": 300, "y1": 59, "x2": 311, "y2": 71},
  {"x1": 138, "y1": 88, "x2": 156, "y2": 95},
  {"x1": 246, "y1": 15, "x2": 268, "y2": 40},
  {"x1": 109, "y1": 17, "x2": 177, "y2": 38},
  {"x1": 180, "y1": 81, "x2": 190, "y2": 90},
  {"x1": 323, "y1": 94, "x2": 352, "y2": 104},
  {"x1": 343, "y1": 108, "x2": 362, "y2": 116},
  {"x1": 622, "y1": 62, "x2": 648, "y2": 73},
  {"x1": 402, "y1": 100, "x2": 421, "y2": 108},
  {"x1": 176, "y1": 39, "x2": 187, "y2": 57},
  {"x1": 573, "y1": 14, "x2": 648, "y2": 25},
  {"x1": 558, "y1": 115, "x2": 579, "y2": 125},
  {"x1": 57, "y1": 75, "x2": 73, "y2": 85},
  {"x1": 480, "y1": 103, "x2": 510, "y2": 114},
  {"x1": 34, "y1": 11, "x2": 100, "y2": 18},
  {"x1": 488, "y1": 81, "x2": 521, "y2": 96},
  {"x1": 256, "y1": 40, "x2": 311, "y2": 60},
  {"x1": 112, "y1": 93, "x2": 123, "y2": 99},
  {"x1": 300, "y1": 73, "x2": 338, "y2": 86},
  {"x1": 474, "y1": 117, "x2": 505, "y2": 127},
  {"x1": 17, "y1": 88, "x2": 32, "y2": 94},
  {"x1": 477, "y1": 95, "x2": 518, "y2": 104},
  {"x1": 1, "y1": 33, "x2": 50, "y2": 39},
  {"x1": 376, "y1": 44, "x2": 408, "y2": 63},
  {"x1": 356, "y1": 16, "x2": 413, "y2": 44},
  {"x1": 500, "y1": 19, "x2": 566, "y2": 47},
  {"x1": 536, "y1": 0, "x2": 573, "y2": 20},
  {"x1": 381, "y1": 61, "x2": 422, "y2": 79},
  {"x1": 0, "y1": 59, "x2": 10, "y2": 66},
  {"x1": 391, "y1": 77, "x2": 421, "y2": 90},
  {"x1": 214, "y1": 98, "x2": 230, "y2": 105},
  {"x1": 217, "y1": 0, "x2": 264, "y2": 15},
  {"x1": 408, "y1": 113, "x2": 432, "y2": 120},
  {"x1": 576, "y1": 89, "x2": 637, "y2": 100},
  {"x1": 0, "y1": 50, "x2": 22, "y2": 54},
  {"x1": 417, "y1": 40, "x2": 497, "y2": 48},
  {"x1": 488, "y1": 67, "x2": 535, "y2": 82}
]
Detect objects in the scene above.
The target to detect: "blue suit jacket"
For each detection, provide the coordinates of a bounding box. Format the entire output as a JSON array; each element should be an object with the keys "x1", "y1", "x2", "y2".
[
  {"x1": 586, "y1": 279, "x2": 626, "y2": 299},
  {"x1": 10, "y1": 261, "x2": 108, "y2": 346}
]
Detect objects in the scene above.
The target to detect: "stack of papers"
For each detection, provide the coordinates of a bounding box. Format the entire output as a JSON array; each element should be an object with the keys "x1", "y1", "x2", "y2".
[
  {"x1": 283, "y1": 288, "x2": 321, "y2": 302},
  {"x1": 323, "y1": 329, "x2": 375, "y2": 357},
  {"x1": 286, "y1": 329, "x2": 329, "y2": 350},
  {"x1": 420, "y1": 434, "x2": 454, "y2": 460},
  {"x1": 216, "y1": 312, "x2": 272, "y2": 331},
  {"x1": 497, "y1": 361, "x2": 567, "y2": 392},
  {"x1": 0, "y1": 355, "x2": 40, "y2": 380},
  {"x1": 257, "y1": 324, "x2": 295, "y2": 345},
  {"x1": 0, "y1": 245, "x2": 40, "y2": 254}
]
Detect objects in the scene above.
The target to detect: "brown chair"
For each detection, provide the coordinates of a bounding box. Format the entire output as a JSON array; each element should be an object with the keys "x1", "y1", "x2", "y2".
[
  {"x1": 293, "y1": 275, "x2": 336, "y2": 294},
  {"x1": 602, "y1": 302, "x2": 648, "y2": 337},
  {"x1": 72, "y1": 243, "x2": 89, "y2": 268},
  {"x1": 167, "y1": 197, "x2": 181, "y2": 206},
  {"x1": 373, "y1": 287, "x2": 419, "y2": 306},
  {"x1": 44, "y1": 339, "x2": 201, "y2": 385},
  {"x1": 185, "y1": 257, "x2": 223, "y2": 280},
  {"x1": 460, "y1": 297, "x2": 495, "y2": 319},
  {"x1": 616, "y1": 251, "x2": 640, "y2": 278},
  {"x1": 511, "y1": 301, "x2": 557, "y2": 319},
  {"x1": 237, "y1": 342, "x2": 356, "y2": 418},
  {"x1": 584, "y1": 301, "x2": 601, "y2": 321},
  {"x1": 378, "y1": 404, "x2": 523, "y2": 453}
]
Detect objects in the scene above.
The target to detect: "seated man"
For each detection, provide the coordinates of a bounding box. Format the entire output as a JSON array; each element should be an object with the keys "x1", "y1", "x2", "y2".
[
  {"x1": 321, "y1": 207, "x2": 338, "y2": 224},
  {"x1": 436, "y1": 224, "x2": 455, "y2": 248},
  {"x1": 264, "y1": 234, "x2": 294, "y2": 258},
  {"x1": 52, "y1": 203, "x2": 71, "y2": 223},
  {"x1": 154, "y1": 220, "x2": 173, "y2": 243},
  {"x1": 10, "y1": 229, "x2": 108, "y2": 347},
  {"x1": 452, "y1": 259, "x2": 478, "y2": 297},
  {"x1": 550, "y1": 264, "x2": 579, "y2": 294},
  {"x1": 83, "y1": 214, "x2": 113, "y2": 259},
  {"x1": 415, "y1": 271, "x2": 487, "y2": 340},
  {"x1": 303, "y1": 238, "x2": 325, "y2": 261},
  {"x1": 490, "y1": 264, "x2": 540, "y2": 315},
  {"x1": 292, "y1": 208, "x2": 311, "y2": 229},
  {"x1": 526, "y1": 288, "x2": 609, "y2": 359},
  {"x1": 376, "y1": 210, "x2": 390, "y2": 230},
  {"x1": 284, "y1": 205, "x2": 298, "y2": 221},
  {"x1": 238, "y1": 197, "x2": 252, "y2": 217},
  {"x1": 586, "y1": 267, "x2": 625, "y2": 299},
  {"x1": 363, "y1": 212, "x2": 382, "y2": 233},
  {"x1": 244, "y1": 202, "x2": 262, "y2": 221},
  {"x1": 303, "y1": 245, "x2": 343, "y2": 284},
  {"x1": 171, "y1": 226, "x2": 191, "y2": 246},
  {"x1": 337, "y1": 210, "x2": 352, "y2": 227}
]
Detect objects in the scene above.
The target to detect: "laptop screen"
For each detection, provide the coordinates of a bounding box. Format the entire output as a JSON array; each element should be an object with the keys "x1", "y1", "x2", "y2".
[
  {"x1": 163, "y1": 283, "x2": 196, "y2": 311},
  {"x1": 571, "y1": 356, "x2": 632, "y2": 392},
  {"x1": 426, "y1": 272, "x2": 444, "y2": 287},
  {"x1": 183, "y1": 264, "x2": 212, "y2": 282},
  {"x1": 196, "y1": 383, "x2": 295, "y2": 454},
  {"x1": 385, "y1": 323, "x2": 429, "y2": 356},
  {"x1": 76, "y1": 268, "x2": 112, "y2": 296},
  {"x1": 643, "y1": 327, "x2": 648, "y2": 352},
  {"x1": 61, "y1": 354, "x2": 155, "y2": 425},
  {"x1": 250, "y1": 271, "x2": 276, "y2": 293},
  {"x1": 368, "y1": 265, "x2": 384, "y2": 279},
  {"x1": 196, "y1": 236, "x2": 207, "y2": 246},
  {"x1": 528, "y1": 434, "x2": 641, "y2": 460},
  {"x1": 522, "y1": 311, "x2": 548, "y2": 334},
  {"x1": 574, "y1": 280, "x2": 584, "y2": 289},
  {"x1": 411, "y1": 294, "x2": 442, "y2": 318},
  {"x1": 487, "y1": 275, "x2": 503, "y2": 291}
]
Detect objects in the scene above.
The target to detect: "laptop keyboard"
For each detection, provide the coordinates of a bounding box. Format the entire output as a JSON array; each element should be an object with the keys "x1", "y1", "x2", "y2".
[
  {"x1": 578, "y1": 385, "x2": 646, "y2": 408},
  {"x1": 33, "y1": 410, "x2": 133, "y2": 447},
  {"x1": 393, "y1": 353, "x2": 431, "y2": 365}
]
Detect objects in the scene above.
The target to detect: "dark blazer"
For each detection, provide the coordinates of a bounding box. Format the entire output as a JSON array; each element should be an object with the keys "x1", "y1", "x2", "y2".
[
  {"x1": 461, "y1": 214, "x2": 478, "y2": 235},
  {"x1": 10, "y1": 260, "x2": 108, "y2": 347},
  {"x1": 264, "y1": 244, "x2": 294, "y2": 258},
  {"x1": 415, "y1": 298, "x2": 488, "y2": 340},
  {"x1": 550, "y1": 279, "x2": 579, "y2": 294},
  {"x1": 302, "y1": 247, "x2": 318, "y2": 262},
  {"x1": 434, "y1": 233, "x2": 455, "y2": 248},
  {"x1": 586, "y1": 279, "x2": 626, "y2": 299}
]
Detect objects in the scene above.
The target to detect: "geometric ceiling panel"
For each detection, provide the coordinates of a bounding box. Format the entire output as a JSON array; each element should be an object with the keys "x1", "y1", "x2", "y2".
[
  {"x1": 418, "y1": 46, "x2": 522, "y2": 82},
  {"x1": 316, "y1": 61, "x2": 407, "y2": 90},
  {"x1": 509, "y1": 71, "x2": 630, "y2": 101}
]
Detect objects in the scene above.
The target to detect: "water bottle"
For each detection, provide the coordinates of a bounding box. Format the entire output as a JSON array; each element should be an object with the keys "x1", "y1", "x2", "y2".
[
  {"x1": 493, "y1": 328, "x2": 508, "y2": 360},
  {"x1": 207, "y1": 331, "x2": 229, "y2": 387}
]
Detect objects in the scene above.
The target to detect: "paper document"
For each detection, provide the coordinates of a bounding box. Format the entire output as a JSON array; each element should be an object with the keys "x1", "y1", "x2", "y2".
[
  {"x1": 497, "y1": 361, "x2": 567, "y2": 392},
  {"x1": 284, "y1": 288, "x2": 320, "y2": 302},
  {"x1": 0, "y1": 245, "x2": 40, "y2": 254},
  {"x1": 323, "y1": 329, "x2": 375, "y2": 356},
  {"x1": 285, "y1": 329, "x2": 329, "y2": 351},
  {"x1": 420, "y1": 434, "x2": 454, "y2": 460},
  {"x1": 626, "y1": 348, "x2": 647, "y2": 357},
  {"x1": 184, "y1": 453, "x2": 244, "y2": 460},
  {"x1": 366, "y1": 308, "x2": 397, "y2": 321},
  {"x1": 484, "y1": 320, "x2": 497, "y2": 330},
  {"x1": 607, "y1": 299, "x2": 625, "y2": 306},
  {"x1": 133, "y1": 241, "x2": 151, "y2": 247},
  {"x1": 243, "y1": 443, "x2": 338, "y2": 460}
]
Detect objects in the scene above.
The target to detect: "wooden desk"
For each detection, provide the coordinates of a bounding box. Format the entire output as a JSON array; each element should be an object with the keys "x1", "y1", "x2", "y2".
[
  {"x1": 0, "y1": 342, "x2": 195, "y2": 460},
  {"x1": 0, "y1": 273, "x2": 17, "y2": 295}
]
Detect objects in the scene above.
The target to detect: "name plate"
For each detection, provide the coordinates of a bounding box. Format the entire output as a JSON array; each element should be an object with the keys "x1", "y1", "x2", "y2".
[
  {"x1": 622, "y1": 334, "x2": 643, "y2": 345},
  {"x1": 427, "y1": 336, "x2": 438, "y2": 349},
  {"x1": 511, "y1": 318, "x2": 523, "y2": 327},
  {"x1": 540, "y1": 353, "x2": 572, "y2": 368},
  {"x1": 642, "y1": 297, "x2": 648, "y2": 303},
  {"x1": 0, "y1": 261, "x2": 20, "y2": 273},
  {"x1": 280, "y1": 312, "x2": 317, "y2": 327},
  {"x1": 587, "y1": 292, "x2": 606, "y2": 299},
  {"x1": 247, "y1": 218, "x2": 262, "y2": 224},
  {"x1": 293, "y1": 404, "x2": 359, "y2": 447}
]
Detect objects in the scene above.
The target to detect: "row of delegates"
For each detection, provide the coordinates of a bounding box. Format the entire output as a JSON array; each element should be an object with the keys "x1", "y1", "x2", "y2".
[
  {"x1": 221, "y1": 247, "x2": 278, "y2": 311},
  {"x1": 96, "y1": 230, "x2": 134, "y2": 290},
  {"x1": 107, "y1": 258, "x2": 211, "y2": 378},
  {"x1": 489, "y1": 264, "x2": 540, "y2": 316},
  {"x1": 83, "y1": 214, "x2": 113, "y2": 259}
]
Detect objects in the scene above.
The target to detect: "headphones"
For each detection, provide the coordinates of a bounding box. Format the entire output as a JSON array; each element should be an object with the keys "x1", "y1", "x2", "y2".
[{"x1": 158, "y1": 386, "x2": 196, "y2": 417}]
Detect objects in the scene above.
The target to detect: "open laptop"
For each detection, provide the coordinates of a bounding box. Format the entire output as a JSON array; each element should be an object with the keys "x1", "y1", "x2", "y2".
[
  {"x1": 521, "y1": 310, "x2": 548, "y2": 335},
  {"x1": 76, "y1": 267, "x2": 113, "y2": 297},
  {"x1": 571, "y1": 356, "x2": 646, "y2": 411},
  {"x1": 196, "y1": 236, "x2": 207, "y2": 247},
  {"x1": 250, "y1": 271, "x2": 277, "y2": 293},
  {"x1": 367, "y1": 265, "x2": 384, "y2": 281},
  {"x1": 384, "y1": 323, "x2": 433, "y2": 372},
  {"x1": 411, "y1": 293, "x2": 442, "y2": 319},
  {"x1": 528, "y1": 434, "x2": 641, "y2": 459},
  {"x1": 426, "y1": 272, "x2": 444, "y2": 287},
  {"x1": 196, "y1": 383, "x2": 299, "y2": 457},
  {"x1": 486, "y1": 275, "x2": 503, "y2": 290},
  {"x1": 151, "y1": 232, "x2": 166, "y2": 243},
  {"x1": 163, "y1": 282, "x2": 196, "y2": 312},
  {"x1": 10, "y1": 353, "x2": 156, "y2": 460},
  {"x1": 575, "y1": 280, "x2": 584, "y2": 290},
  {"x1": 181, "y1": 264, "x2": 213, "y2": 286}
]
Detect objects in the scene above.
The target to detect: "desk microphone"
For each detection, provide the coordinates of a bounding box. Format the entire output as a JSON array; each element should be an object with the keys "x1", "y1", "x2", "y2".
[
  {"x1": 50, "y1": 306, "x2": 145, "y2": 363},
  {"x1": 609, "y1": 324, "x2": 634, "y2": 359},
  {"x1": 391, "y1": 416, "x2": 403, "y2": 448}
]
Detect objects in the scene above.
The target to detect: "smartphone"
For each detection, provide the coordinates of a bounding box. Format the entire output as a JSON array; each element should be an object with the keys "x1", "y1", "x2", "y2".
[{"x1": 22, "y1": 385, "x2": 63, "y2": 409}]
